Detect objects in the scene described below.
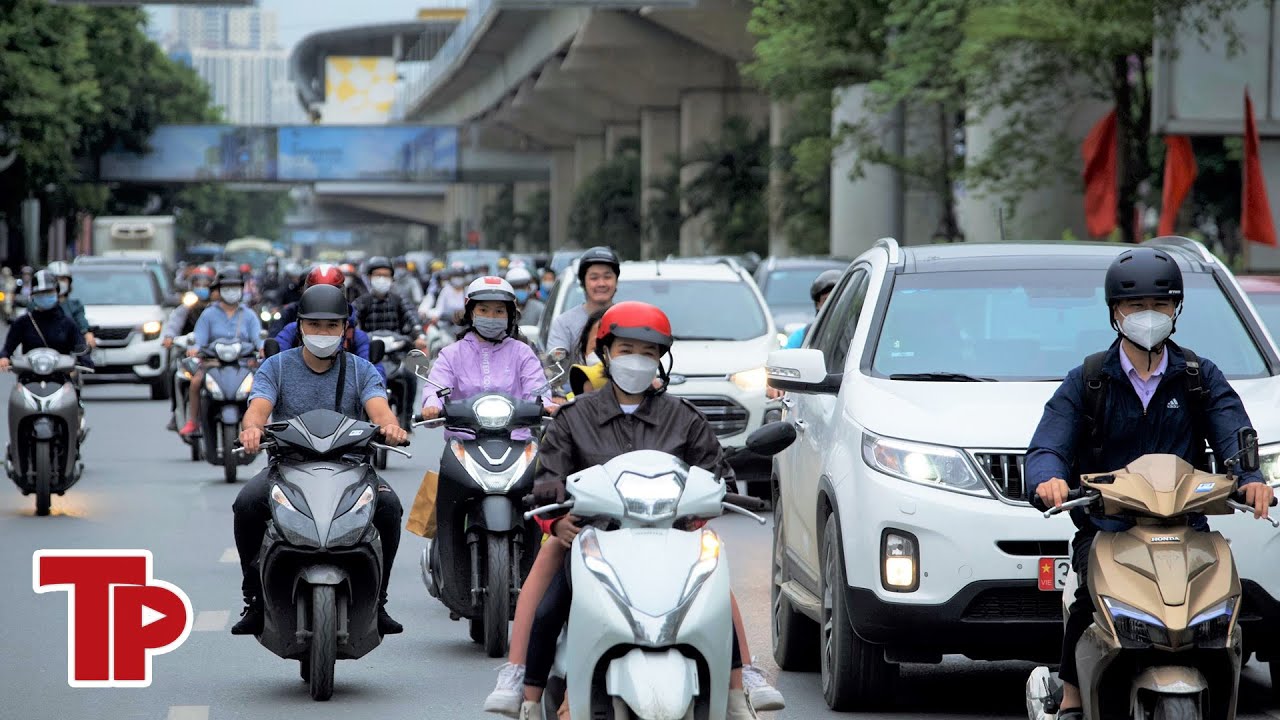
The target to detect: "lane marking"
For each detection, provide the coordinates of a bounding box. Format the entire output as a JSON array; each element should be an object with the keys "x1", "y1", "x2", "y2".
[
  {"x1": 192, "y1": 610, "x2": 229, "y2": 632},
  {"x1": 168, "y1": 707, "x2": 209, "y2": 720},
  {"x1": 218, "y1": 548, "x2": 237, "y2": 563}
]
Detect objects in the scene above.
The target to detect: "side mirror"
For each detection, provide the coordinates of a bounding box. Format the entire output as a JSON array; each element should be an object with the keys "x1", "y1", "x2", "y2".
[
  {"x1": 262, "y1": 338, "x2": 280, "y2": 358},
  {"x1": 1238, "y1": 427, "x2": 1261, "y2": 473},
  {"x1": 745, "y1": 421, "x2": 797, "y2": 456},
  {"x1": 766, "y1": 348, "x2": 841, "y2": 394},
  {"x1": 368, "y1": 338, "x2": 386, "y2": 365},
  {"x1": 547, "y1": 346, "x2": 569, "y2": 364},
  {"x1": 407, "y1": 348, "x2": 432, "y2": 381}
]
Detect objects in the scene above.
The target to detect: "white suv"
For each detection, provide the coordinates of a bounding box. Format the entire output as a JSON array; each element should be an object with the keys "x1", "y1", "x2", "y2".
[
  {"x1": 71, "y1": 264, "x2": 174, "y2": 399},
  {"x1": 537, "y1": 260, "x2": 779, "y2": 493},
  {"x1": 765, "y1": 237, "x2": 1280, "y2": 709}
]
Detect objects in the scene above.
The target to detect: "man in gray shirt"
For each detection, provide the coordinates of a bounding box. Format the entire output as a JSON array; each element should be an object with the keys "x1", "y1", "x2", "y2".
[
  {"x1": 545, "y1": 246, "x2": 620, "y2": 366},
  {"x1": 229, "y1": 284, "x2": 409, "y2": 637}
]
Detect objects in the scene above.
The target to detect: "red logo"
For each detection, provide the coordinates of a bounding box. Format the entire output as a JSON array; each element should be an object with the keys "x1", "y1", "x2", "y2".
[{"x1": 33, "y1": 550, "x2": 193, "y2": 687}]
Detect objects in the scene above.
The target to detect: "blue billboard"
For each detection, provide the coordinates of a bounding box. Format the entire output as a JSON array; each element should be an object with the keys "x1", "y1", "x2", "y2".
[{"x1": 99, "y1": 126, "x2": 276, "y2": 182}]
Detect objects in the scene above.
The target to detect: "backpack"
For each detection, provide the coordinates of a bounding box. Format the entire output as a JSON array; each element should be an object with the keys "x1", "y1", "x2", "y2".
[{"x1": 1079, "y1": 346, "x2": 1212, "y2": 473}]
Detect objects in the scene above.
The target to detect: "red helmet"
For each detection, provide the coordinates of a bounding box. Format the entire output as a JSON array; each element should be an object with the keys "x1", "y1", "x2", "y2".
[
  {"x1": 305, "y1": 264, "x2": 345, "y2": 288},
  {"x1": 190, "y1": 265, "x2": 216, "y2": 279},
  {"x1": 239, "y1": 263, "x2": 252, "y2": 273},
  {"x1": 597, "y1": 301, "x2": 673, "y2": 351}
]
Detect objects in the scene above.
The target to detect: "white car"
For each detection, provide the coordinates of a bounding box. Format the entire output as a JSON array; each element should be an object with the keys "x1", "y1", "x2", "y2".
[
  {"x1": 537, "y1": 259, "x2": 780, "y2": 494},
  {"x1": 72, "y1": 264, "x2": 175, "y2": 399},
  {"x1": 765, "y1": 236, "x2": 1280, "y2": 709}
]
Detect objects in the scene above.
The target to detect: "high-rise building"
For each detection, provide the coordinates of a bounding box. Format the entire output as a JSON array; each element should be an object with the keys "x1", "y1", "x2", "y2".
[{"x1": 175, "y1": 6, "x2": 278, "y2": 51}]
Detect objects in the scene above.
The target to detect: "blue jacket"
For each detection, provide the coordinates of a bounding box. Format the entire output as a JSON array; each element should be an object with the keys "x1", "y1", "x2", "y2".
[
  {"x1": 1027, "y1": 340, "x2": 1263, "y2": 532},
  {"x1": 784, "y1": 325, "x2": 807, "y2": 349},
  {"x1": 274, "y1": 305, "x2": 385, "y2": 381}
]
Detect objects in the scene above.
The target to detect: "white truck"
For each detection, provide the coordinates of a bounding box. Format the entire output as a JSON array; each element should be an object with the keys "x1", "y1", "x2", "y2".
[{"x1": 91, "y1": 216, "x2": 176, "y2": 266}]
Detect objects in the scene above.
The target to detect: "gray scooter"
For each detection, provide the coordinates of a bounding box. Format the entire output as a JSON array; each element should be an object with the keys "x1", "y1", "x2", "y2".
[{"x1": 6, "y1": 348, "x2": 92, "y2": 515}]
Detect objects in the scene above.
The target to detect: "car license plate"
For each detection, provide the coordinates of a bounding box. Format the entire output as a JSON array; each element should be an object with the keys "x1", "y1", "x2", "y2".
[{"x1": 1038, "y1": 557, "x2": 1070, "y2": 591}]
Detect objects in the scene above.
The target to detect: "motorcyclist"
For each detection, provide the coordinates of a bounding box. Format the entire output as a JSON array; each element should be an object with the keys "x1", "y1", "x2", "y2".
[
  {"x1": 270, "y1": 264, "x2": 347, "y2": 336},
  {"x1": 504, "y1": 266, "x2": 545, "y2": 327},
  {"x1": 229, "y1": 283, "x2": 409, "y2": 637},
  {"x1": 355, "y1": 256, "x2": 429, "y2": 353},
  {"x1": 425, "y1": 259, "x2": 447, "y2": 303},
  {"x1": 545, "y1": 246, "x2": 619, "y2": 367},
  {"x1": 257, "y1": 256, "x2": 284, "y2": 306},
  {"x1": 486, "y1": 302, "x2": 782, "y2": 720},
  {"x1": 161, "y1": 265, "x2": 215, "y2": 431},
  {"x1": 238, "y1": 263, "x2": 260, "y2": 305},
  {"x1": 422, "y1": 263, "x2": 469, "y2": 325},
  {"x1": 785, "y1": 268, "x2": 841, "y2": 349},
  {"x1": 275, "y1": 271, "x2": 383, "y2": 382},
  {"x1": 538, "y1": 268, "x2": 557, "y2": 302},
  {"x1": 0, "y1": 271, "x2": 88, "y2": 372},
  {"x1": 44, "y1": 261, "x2": 95, "y2": 350},
  {"x1": 565, "y1": 307, "x2": 609, "y2": 398},
  {"x1": 279, "y1": 262, "x2": 305, "y2": 306},
  {"x1": 179, "y1": 269, "x2": 263, "y2": 437},
  {"x1": 1026, "y1": 246, "x2": 1274, "y2": 720},
  {"x1": 392, "y1": 256, "x2": 424, "y2": 305}
]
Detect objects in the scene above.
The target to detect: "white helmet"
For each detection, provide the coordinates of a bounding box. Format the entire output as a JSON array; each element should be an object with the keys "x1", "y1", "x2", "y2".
[
  {"x1": 465, "y1": 276, "x2": 517, "y2": 303},
  {"x1": 504, "y1": 266, "x2": 533, "y2": 286}
]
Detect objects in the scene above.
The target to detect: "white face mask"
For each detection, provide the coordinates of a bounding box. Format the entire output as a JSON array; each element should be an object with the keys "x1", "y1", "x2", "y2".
[
  {"x1": 608, "y1": 353, "x2": 660, "y2": 395},
  {"x1": 1119, "y1": 309, "x2": 1174, "y2": 351},
  {"x1": 303, "y1": 333, "x2": 342, "y2": 358},
  {"x1": 370, "y1": 277, "x2": 393, "y2": 295},
  {"x1": 220, "y1": 288, "x2": 243, "y2": 305}
]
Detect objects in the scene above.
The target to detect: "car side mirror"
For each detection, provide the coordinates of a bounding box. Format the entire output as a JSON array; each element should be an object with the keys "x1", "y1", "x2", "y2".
[
  {"x1": 766, "y1": 348, "x2": 841, "y2": 395},
  {"x1": 746, "y1": 421, "x2": 797, "y2": 456},
  {"x1": 262, "y1": 338, "x2": 280, "y2": 358},
  {"x1": 368, "y1": 339, "x2": 386, "y2": 365},
  {"x1": 1238, "y1": 427, "x2": 1260, "y2": 473}
]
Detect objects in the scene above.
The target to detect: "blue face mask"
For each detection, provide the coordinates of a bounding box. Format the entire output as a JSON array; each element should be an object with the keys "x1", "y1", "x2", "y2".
[
  {"x1": 193, "y1": 287, "x2": 210, "y2": 301},
  {"x1": 515, "y1": 289, "x2": 530, "y2": 304},
  {"x1": 32, "y1": 294, "x2": 58, "y2": 311}
]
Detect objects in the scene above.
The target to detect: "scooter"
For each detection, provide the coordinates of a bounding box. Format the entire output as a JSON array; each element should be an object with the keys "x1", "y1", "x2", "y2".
[
  {"x1": 169, "y1": 333, "x2": 203, "y2": 461},
  {"x1": 234, "y1": 408, "x2": 411, "y2": 701},
  {"x1": 425, "y1": 318, "x2": 457, "y2": 360},
  {"x1": 413, "y1": 348, "x2": 564, "y2": 658},
  {"x1": 366, "y1": 330, "x2": 416, "y2": 470},
  {"x1": 1025, "y1": 429, "x2": 1277, "y2": 720},
  {"x1": 198, "y1": 336, "x2": 258, "y2": 483},
  {"x1": 6, "y1": 348, "x2": 92, "y2": 516},
  {"x1": 525, "y1": 422, "x2": 796, "y2": 720}
]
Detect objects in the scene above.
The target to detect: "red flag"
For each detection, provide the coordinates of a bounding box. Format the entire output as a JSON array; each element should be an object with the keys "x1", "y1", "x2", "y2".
[
  {"x1": 1082, "y1": 109, "x2": 1118, "y2": 238},
  {"x1": 1243, "y1": 89, "x2": 1278, "y2": 246},
  {"x1": 1157, "y1": 136, "x2": 1196, "y2": 236}
]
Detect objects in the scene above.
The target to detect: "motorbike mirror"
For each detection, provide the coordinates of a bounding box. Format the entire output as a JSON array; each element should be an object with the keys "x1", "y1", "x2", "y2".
[
  {"x1": 368, "y1": 338, "x2": 386, "y2": 365},
  {"x1": 547, "y1": 347, "x2": 569, "y2": 363},
  {"x1": 407, "y1": 349, "x2": 433, "y2": 381},
  {"x1": 1238, "y1": 427, "x2": 1261, "y2": 473},
  {"x1": 262, "y1": 338, "x2": 280, "y2": 359},
  {"x1": 745, "y1": 421, "x2": 798, "y2": 457}
]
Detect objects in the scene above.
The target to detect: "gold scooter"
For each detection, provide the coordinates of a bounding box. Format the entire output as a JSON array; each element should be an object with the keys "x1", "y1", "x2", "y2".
[{"x1": 1027, "y1": 429, "x2": 1276, "y2": 720}]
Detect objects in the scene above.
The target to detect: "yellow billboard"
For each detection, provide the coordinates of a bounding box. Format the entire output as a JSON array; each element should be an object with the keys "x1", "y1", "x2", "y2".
[{"x1": 324, "y1": 57, "x2": 398, "y2": 124}]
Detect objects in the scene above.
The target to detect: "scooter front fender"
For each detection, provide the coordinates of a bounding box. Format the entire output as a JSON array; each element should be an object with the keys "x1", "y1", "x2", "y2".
[
  {"x1": 220, "y1": 404, "x2": 242, "y2": 425},
  {"x1": 605, "y1": 648, "x2": 699, "y2": 720}
]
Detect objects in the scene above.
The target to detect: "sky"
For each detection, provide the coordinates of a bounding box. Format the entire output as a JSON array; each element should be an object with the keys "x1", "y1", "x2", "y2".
[{"x1": 146, "y1": 0, "x2": 441, "y2": 50}]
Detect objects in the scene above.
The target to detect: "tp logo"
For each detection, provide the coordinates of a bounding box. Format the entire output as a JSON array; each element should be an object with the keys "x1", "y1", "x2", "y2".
[{"x1": 33, "y1": 550, "x2": 193, "y2": 687}]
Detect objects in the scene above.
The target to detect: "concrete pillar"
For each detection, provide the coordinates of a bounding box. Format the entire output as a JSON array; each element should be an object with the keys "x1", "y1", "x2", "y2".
[
  {"x1": 574, "y1": 136, "x2": 606, "y2": 185},
  {"x1": 605, "y1": 123, "x2": 640, "y2": 159},
  {"x1": 830, "y1": 85, "x2": 901, "y2": 258},
  {"x1": 769, "y1": 100, "x2": 794, "y2": 258},
  {"x1": 902, "y1": 103, "x2": 947, "y2": 246},
  {"x1": 640, "y1": 108, "x2": 680, "y2": 260},
  {"x1": 550, "y1": 149, "x2": 575, "y2": 251},
  {"x1": 512, "y1": 181, "x2": 544, "y2": 253}
]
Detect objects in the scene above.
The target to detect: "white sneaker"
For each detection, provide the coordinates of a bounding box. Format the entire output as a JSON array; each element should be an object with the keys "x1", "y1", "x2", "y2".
[
  {"x1": 518, "y1": 699, "x2": 543, "y2": 720},
  {"x1": 483, "y1": 662, "x2": 526, "y2": 717},
  {"x1": 727, "y1": 688, "x2": 759, "y2": 719},
  {"x1": 742, "y1": 663, "x2": 785, "y2": 711}
]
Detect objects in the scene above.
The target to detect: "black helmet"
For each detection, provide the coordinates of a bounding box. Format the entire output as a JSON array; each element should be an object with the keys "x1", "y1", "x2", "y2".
[
  {"x1": 365, "y1": 256, "x2": 393, "y2": 274},
  {"x1": 213, "y1": 269, "x2": 243, "y2": 288},
  {"x1": 297, "y1": 284, "x2": 349, "y2": 321},
  {"x1": 576, "y1": 246, "x2": 620, "y2": 286},
  {"x1": 810, "y1": 269, "x2": 843, "y2": 303},
  {"x1": 1104, "y1": 247, "x2": 1183, "y2": 306}
]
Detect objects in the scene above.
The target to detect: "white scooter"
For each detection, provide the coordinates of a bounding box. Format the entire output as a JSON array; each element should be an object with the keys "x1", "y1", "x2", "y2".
[{"x1": 526, "y1": 422, "x2": 796, "y2": 720}]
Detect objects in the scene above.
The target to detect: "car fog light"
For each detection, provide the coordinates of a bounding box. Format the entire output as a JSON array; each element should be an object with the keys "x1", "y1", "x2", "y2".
[{"x1": 882, "y1": 529, "x2": 919, "y2": 592}]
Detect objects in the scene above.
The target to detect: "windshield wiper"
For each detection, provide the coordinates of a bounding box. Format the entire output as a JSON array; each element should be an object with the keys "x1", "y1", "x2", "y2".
[{"x1": 889, "y1": 372, "x2": 995, "y2": 382}]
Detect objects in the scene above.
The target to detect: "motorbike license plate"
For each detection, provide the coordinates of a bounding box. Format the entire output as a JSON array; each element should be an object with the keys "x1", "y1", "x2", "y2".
[{"x1": 1038, "y1": 557, "x2": 1070, "y2": 591}]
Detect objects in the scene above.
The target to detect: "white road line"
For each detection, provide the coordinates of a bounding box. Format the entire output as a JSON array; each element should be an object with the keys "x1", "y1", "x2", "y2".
[
  {"x1": 167, "y1": 707, "x2": 209, "y2": 720},
  {"x1": 192, "y1": 610, "x2": 229, "y2": 632},
  {"x1": 218, "y1": 548, "x2": 237, "y2": 563}
]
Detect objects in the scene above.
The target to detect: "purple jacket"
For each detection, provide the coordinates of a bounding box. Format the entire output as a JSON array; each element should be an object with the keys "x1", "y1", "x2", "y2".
[{"x1": 422, "y1": 332, "x2": 549, "y2": 439}]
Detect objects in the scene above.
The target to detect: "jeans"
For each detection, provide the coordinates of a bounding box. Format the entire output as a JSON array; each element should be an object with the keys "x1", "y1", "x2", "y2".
[
  {"x1": 523, "y1": 563, "x2": 743, "y2": 688},
  {"x1": 231, "y1": 466, "x2": 403, "y2": 603}
]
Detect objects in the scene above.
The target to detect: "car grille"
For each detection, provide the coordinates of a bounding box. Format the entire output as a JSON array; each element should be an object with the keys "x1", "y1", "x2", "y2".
[
  {"x1": 974, "y1": 452, "x2": 1028, "y2": 502},
  {"x1": 684, "y1": 396, "x2": 750, "y2": 437},
  {"x1": 95, "y1": 326, "x2": 134, "y2": 347},
  {"x1": 962, "y1": 587, "x2": 1061, "y2": 621}
]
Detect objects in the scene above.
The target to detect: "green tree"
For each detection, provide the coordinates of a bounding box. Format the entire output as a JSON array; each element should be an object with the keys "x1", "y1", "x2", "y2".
[
  {"x1": 681, "y1": 117, "x2": 771, "y2": 255},
  {"x1": 644, "y1": 156, "x2": 684, "y2": 258},
  {"x1": 515, "y1": 189, "x2": 551, "y2": 252},
  {"x1": 567, "y1": 138, "x2": 642, "y2": 258},
  {"x1": 482, "y1": 184, "x2": 517, "y2": 251},
  {"x1": 775, "y1": 93, "x2": 834, "y2": 254},
  {"x1": 172, "y1": 185, "x2": 292, "y2": 244}
]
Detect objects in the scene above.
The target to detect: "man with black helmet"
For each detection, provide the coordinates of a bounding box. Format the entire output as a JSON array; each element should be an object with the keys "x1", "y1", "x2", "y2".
[
  {"x1": 1026, "y1": 246, "x2": 1273, "y2": 720},
  {"x1": 180, "y1": 269, "x2": 263, "y2": 437},
  {"x1": 356, "y1": 255, "x2": 428, "y2": 352},
  {"x1": 230, "y1": 284, "x2": 409, "y2": 637},
  {"x1": 545, "y1": 246, "x2": 619, "y2": 364}
]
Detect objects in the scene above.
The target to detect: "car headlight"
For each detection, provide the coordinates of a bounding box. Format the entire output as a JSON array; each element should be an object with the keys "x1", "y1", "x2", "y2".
[
  {"x1": 235, "y1": 373, "x2": 254, "y2": 399},
  {"x1": 473, "y1": 395, "x2": 514, "y2": 429},
  {"x1": 1102, "y1": 595, "x2": 1170, "y2": 647},
  {"x1": 142, "y1": 321, "x2": 162, "y2": 339},
  {"x1": 215, "y1": 342, "x2": 240, "y2": 363},
  {"x1": 1189, "y1": 596, "x2": 1237, "y2": 646},
  {"x1": 204, "y1": 373, "x2": 224, "y2": 400},
  {"x1": 30, "y1": 352, "x2": 56, "y2": 376},
  {"x1": 861, "y1": 432, "x2": 990, "y2": 496},
  {"x1": 614, "y1": 472, "x2": 682, "y2": 522},
  {"x1": 1260, "y1": 444, "x2": 1280, "y2": 485},
  {"x1": 729, "y1": 367, "x2": 768, "y2": 392}
]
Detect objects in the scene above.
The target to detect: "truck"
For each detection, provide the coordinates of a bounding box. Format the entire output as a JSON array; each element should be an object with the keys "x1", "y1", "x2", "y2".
[{"x1": 91, "y1": 216, "x2": 176, "y2": 266}]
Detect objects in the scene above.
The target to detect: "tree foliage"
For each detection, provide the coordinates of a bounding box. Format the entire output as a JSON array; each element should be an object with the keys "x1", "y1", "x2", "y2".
[
  {"x1": 172, "y1": 185, "x2": 292, "y2": 244},
  {"x1": 516, "y1": 189, "x2": 551, "y2": 253},
  {"x1": 775, "y1": 94, "x2": 834, "y2": 254},
  {"x1": 645, "y1": 157, "x2": 684, "y2": 258},
  {"x1": 568, "y1": 139, "x2": 642, "y2": 258},
  {"x1": 482, "y1": 184, "x2": 517, "y2": 251},
  {"x1": 682, "y1": 117, "x2": 771, "y2": 255}
]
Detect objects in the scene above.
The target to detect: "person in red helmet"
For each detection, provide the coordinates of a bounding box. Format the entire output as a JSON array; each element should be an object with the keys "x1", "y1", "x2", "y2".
[
  {"x1": 484, "y1": 301, "x2": 784, "y2": 719},
  {"x1": 237, "y1": 263, "x2": 260, "y2": 305},
  {"x1": 267, "y1": 264, "x2": 346, "y2": 336}
]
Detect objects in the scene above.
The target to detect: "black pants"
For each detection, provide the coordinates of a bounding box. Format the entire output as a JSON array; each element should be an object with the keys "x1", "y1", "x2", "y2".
[
  {"x1": 523, "y1": 563, "x2": 743, "y2": 689},
  {"x1": 231, "y1": 467, "x2": 403, "y2": 603},
  {"x1": 1059, "y1": 527, "x2": 1096, "y2": 688}
]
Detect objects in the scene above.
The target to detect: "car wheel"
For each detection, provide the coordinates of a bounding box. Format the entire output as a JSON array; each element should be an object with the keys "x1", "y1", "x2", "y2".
[
  {"x1": 772, "y1": 482, "x2": 819, "y2": 671},
  {"x1": 820, "y1": 517, "x2": 896, "y2": 710}
]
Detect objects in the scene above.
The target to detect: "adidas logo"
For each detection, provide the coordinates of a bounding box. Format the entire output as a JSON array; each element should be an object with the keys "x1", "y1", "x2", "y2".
[{"x1": 1167, "y1": 398, "x2": 1181, "y2": 410}]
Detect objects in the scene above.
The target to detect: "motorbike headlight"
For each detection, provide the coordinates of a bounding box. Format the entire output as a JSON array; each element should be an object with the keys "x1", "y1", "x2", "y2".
[
  {"x1": 182, "y1": 292, "x2": 197, "y2": 307},
  {"x1": 142, "y1": 321, "x2": 162, "y2": 340},
  {"x1": 327, "y1": 486, "x2": 376, "y2": 547},
  {"x1": 30, "y1": 353, "x2": 56, "y2": 376},
  {"x1": 235, "y1": 373, "x2": 254, "y2": 400},
  {"x1": 473, "y1": 395, "x2": 514, "y2": 429},
  {"x1": 271, "y1": 484, "x2": 298, "y2": 513},
  {"x1": 260, "y1": 309, "x2": 271, "y2": 322},
  {"x1": 579, "y1": 528, "x2": 630, "y2": 605},
  {"x1": 204, "y1": 373, "x2": 224, "y2": 400},
  {"x1": 614, "y1": 472, "x2": 682, "y2": 522},
  {"x1": 729, "y1": 367, "x2": 768, "y2": 392},
  {"x1": 678, "y1": 529, "x2": 722, "y2": 606},
  {"x1": 215, "y1": 342, "x2": 240, "y2": 363},
  {"x1": 1189, "y1": 597, "x2": 1237, "y2": 646},
  {"x1": 861, "y1": 432, "x2": 990, "y2": 497},
  {"x1": 1102, "y1": 596, "x2": 1170, "y2": 648}
]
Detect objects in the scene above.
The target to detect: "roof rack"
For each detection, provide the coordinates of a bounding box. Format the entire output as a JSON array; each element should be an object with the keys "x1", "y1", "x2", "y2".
[
  {"x1": 1143, "y1": 235, "x2": 1215, "y2": 264},
  {"x1": 875, "y1": 237, "x2": 901, "y2": 265}
]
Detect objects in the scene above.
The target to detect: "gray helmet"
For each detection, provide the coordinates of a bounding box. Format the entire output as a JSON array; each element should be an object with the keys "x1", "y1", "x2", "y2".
[
  {"x1": 810, "y1": 269, "x2": 843, "y2": 303},
  {"x1": 31, "y1": 270, "x2": 58, "y2": 294},
  {"x1": 45, "y1": 261, "x2": 71, "y2": 279}
]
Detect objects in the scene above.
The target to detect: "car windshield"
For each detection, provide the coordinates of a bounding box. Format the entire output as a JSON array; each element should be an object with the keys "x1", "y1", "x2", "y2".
[
  {"x1": 871, "y1": 270, "x2": 1268, "y2": 381},
  {"x1": 761, "y1": 266, "x2": 844, "y2": 313},
  {"x1": 71, "y1": 271, "x2": 159, "y2": 306},
  {"x1": 564, "y1": 279, "x2": 768, "y2": 341},
  {"x1": 447, "y1": 250, "x2": 503, "y2": 270},
  {"x1": 1245, "y1": 291, "x2": 1280, "y2": 337}
]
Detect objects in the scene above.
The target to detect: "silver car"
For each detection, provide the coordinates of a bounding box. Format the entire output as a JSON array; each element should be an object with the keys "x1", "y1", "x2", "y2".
[{"x1": 71, "y1": 265, "x2": 176, "y2": 399}]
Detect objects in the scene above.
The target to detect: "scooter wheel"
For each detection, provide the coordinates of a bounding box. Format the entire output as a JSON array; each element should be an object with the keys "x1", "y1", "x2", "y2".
[
  {"x1": 222, "y1": 425, "x2": 238, "y2": 484},
  {"x1": 308, "y1": 585, "x2": 337, "y2": 701},
  {"x1": 34, "y1": 442, "x2": 53, "y2": 517}
]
